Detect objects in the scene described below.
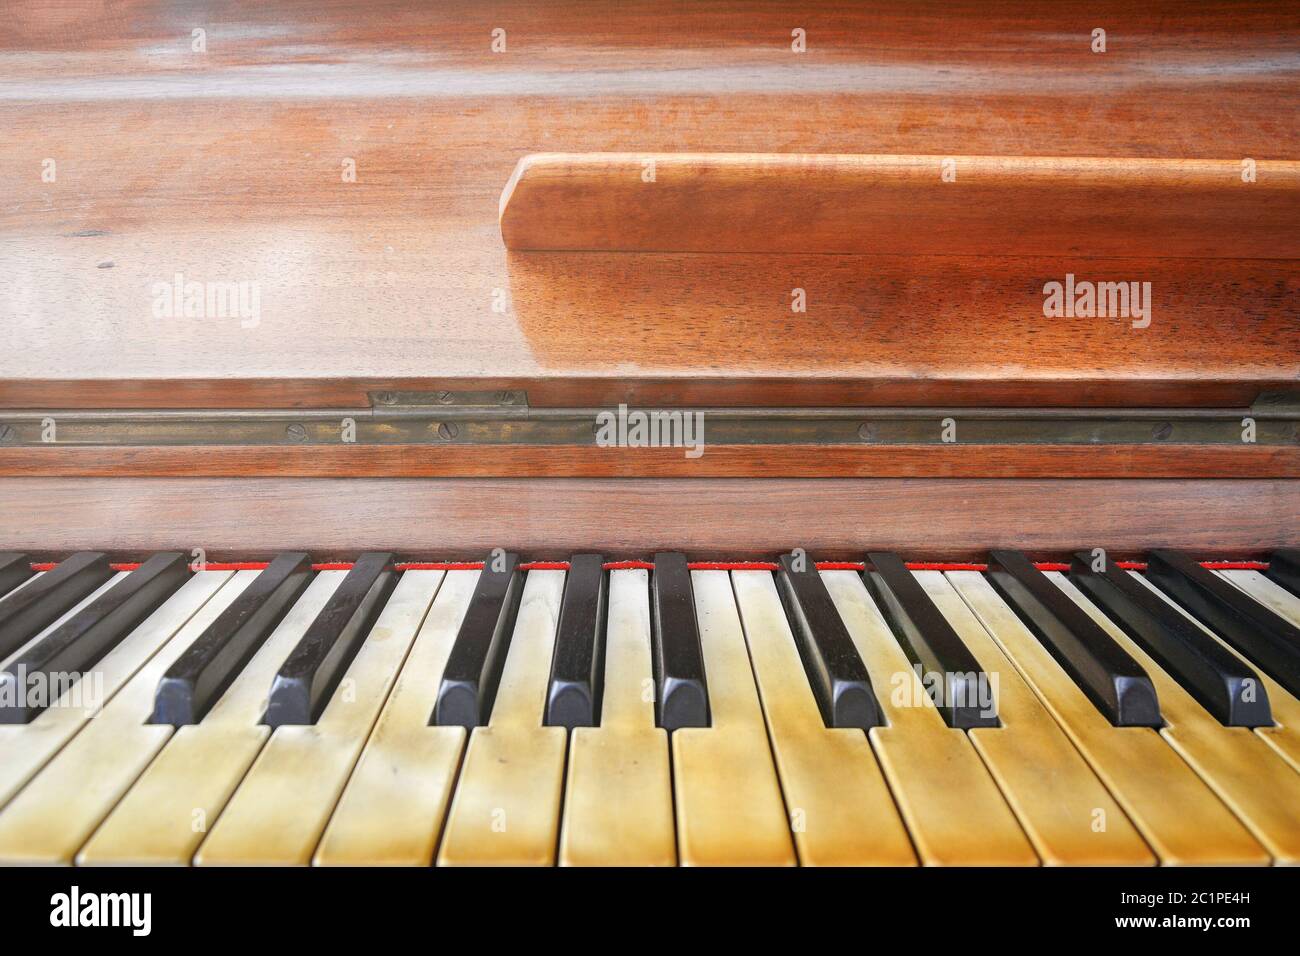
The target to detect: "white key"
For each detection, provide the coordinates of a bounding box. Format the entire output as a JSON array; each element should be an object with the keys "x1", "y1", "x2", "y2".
[
  {"x1": 438, "y1": 570, "x2": 568, "y2": 866},
  {"x1": 1140, "y1": 570, "x2": 1300, "y2": 775},
  {"x1": 949, "y1": 570, "x2": 1265, "y2": 865},
  {"x1": 822, "y1": 570, "x2": 1036, "y2": 865},
  {"x1": 559, "y1": 569, "x2": 675, "y2": 866},
  {"x1": 671, "y1": 570, "x2": 795, "y2": 866},
  {"x1": 1218, "y1": 568, "x2": 1300, "y2": 627},
  {"x1": 0, "y1": 571, "x2": 231, "y2": 810},
  {"x1": 314, "y1": 570, "x2": 477, "y2": 866},
  {"x1": 0, "y1": 570, "x2": 253, "y2": 863},
  {"x1": 731, "y1": 570, "x2": 915, "y2": 865},
  {"x1": 196, "y1": 571, "x2": 444, "y2": 865},
  {"x1": 918, "y1": 571, "x2": 1152, "y2": 865},
  {"x1": 79, "y1": 571, "x2": 348, "y2": 864},
  {"x1": 0, "y1": 571, "x2": 125, "y2": 669},
  {"x1": 1050, "y1": 572, "x2": 1300, "y2": 863}
]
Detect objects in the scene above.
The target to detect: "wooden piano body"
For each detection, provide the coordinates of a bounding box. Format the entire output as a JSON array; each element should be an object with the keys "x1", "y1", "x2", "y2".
[{"x1": 0, "y1": 1, "x2": 1298, "y2": 869}]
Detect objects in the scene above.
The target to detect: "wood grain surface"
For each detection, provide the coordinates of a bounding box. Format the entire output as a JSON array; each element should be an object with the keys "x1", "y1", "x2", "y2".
[
  {"x1": 1, "y1": 477, "x2": 1293, "y2": 559},
  {"x1": 500, "y1": 153, "x2": 1300, "y2": 257},
  {"x1": 3, "y1": 1, "x2": 1298, "y2": 410},
  {"x1": 1, "y1": 443, "x2": 1296, "y2": 479}
]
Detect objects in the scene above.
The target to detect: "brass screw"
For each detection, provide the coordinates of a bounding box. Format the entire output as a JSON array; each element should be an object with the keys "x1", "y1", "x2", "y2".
[
  {"x1": 436, "y1": 391, "x2": 453, "y2": 404},
  {"x1": 286, "y1": 423, "x2": 308, "y2": 442},
  {"x1": 858, "y1": 423, "x2": 874, "y2": 441},
  {"x1": 437, "y1": 422, "x2": 459, "y2": 441},
  {"x1": 375, "y1": 392, "x2": 398, "y2": 405},
  {"x1": 1152, "y1": 422, "x2": 1173, "y2": 441}
]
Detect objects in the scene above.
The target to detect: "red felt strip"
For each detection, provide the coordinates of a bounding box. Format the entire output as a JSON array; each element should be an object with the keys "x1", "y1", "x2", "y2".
[{"x1": 27, "y1": 556, "x2": 1272, "y2": 575}]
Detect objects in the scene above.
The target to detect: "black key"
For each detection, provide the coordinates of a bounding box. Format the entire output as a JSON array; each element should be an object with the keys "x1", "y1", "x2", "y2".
[
  {"x1": 1267, "y1": 549, "x2": 1300, "y2": 599},
  {"x1": 776, "y1": 553, "x2": 880, "y2": 729},
  {"x1": 0, "y1": 552, "x2": 114, "y2": 660},
  {"x1": 864, "y1": 552, "x2": 997, "y2": 728},
  {"x1": 0, "y1": 553, "x2": 190, "y2": 724},
  {"x1": 1146, "y1": 549, "x2": 1300, "y2": 700},
  {"x1": 263, "y1": 553, "x2": 397, "y2": 727},
  {"x1": 1068, "y1": 552, "x2": 1271, "y2": 727},
  {"x1": 152, "y1": 553, "x2": 313, "y2": 726},
  {"x1": 650, "y1": 553, "x2": 709, "y2": 730},
  {"x1": 0, "y1": 553, "x2": 33, "y2": 599},
  {"x1": 986, "y1": 550, "x2": 1161, "y2": 727},
  {"x1": 545, "y1": 554, "x2": 607, "y2": 728},
  {"x1": 433, "y1": 552, "x2": 524, "y2": 728}
]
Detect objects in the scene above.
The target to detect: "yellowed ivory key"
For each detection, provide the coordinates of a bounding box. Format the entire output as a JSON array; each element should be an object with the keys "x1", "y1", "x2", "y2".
[
  {"x1": 79, "y1": 570, "x2": 348, "y2": 864},
  {"x1": 821, "y1": 570, "x2": 1037, "y2": 866},
  {"x1": 313, "y1": 570, "x2": 478, "y2": 866},
  {"x1": 559, "y1": 568, "x2": 675, "y2": 866},
  {"x1": 0, "y1": 570, "x2": 253, "y2": 864},
  {"x1": 1210, "y1": 570, "x2": 1300, "y2": 773},
  {"x1": 0, "y1": 570, "x2": 138, "y2": 809},
  {"x1": 672, "y1": 570, "x2": 796, "y2": 866},
  {"x1": 1051, "y1": 571, "x2": 1300, "y2": 863},
  {"x1": 438, "y1": 570, "x2": 569, "y2": 866},
  {"x1": 731, "y1": 569, "x2": 915, "y2": 865},
  {"x1": 195, "y1": 571, "x2": 443, "y2": 865},
  {"x1": 948, "y1": 571, "x2": 1267, "y2": 865},
  {"x1": 915, "y1": 571, "x2": 1153, "y2": 865}
]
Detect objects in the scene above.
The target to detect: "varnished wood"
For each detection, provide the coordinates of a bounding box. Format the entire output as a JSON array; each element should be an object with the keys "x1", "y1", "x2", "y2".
[
  {"x1": 2, "y1": 1, "x2": 1298, "y2": 411},
  {"x1": 0, "y1": 478, "x2": 1293, "y2": 559},
  {"x1": 502, "y1": 153, "x2": 1300, "y2": 258},
  {"x1": 2, "y1": 444, "x2": 1296, "y2": 479}
]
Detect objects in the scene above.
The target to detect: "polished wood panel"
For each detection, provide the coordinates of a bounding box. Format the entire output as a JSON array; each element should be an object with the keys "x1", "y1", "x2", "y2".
[
  {"x1": 3, "y1": 478, "x2": 1291, "y2": 559},
  {"x1": 3, "y1": 1, "x2": 1298, "y2": 410},
  {"x1": 502, "y1": 153, "x2": 1300, "y2": 257},
  {"x1": 2, "y1": 444, "x2": 1296, "y2": 479}
]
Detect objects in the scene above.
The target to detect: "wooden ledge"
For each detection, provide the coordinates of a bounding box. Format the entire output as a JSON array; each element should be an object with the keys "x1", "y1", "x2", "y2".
[{"x1": 500, "y1": 153, "x2": 1300, "y2": 258}]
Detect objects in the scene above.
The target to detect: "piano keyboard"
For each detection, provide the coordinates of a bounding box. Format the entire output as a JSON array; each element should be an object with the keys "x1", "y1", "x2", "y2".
[{"x1": 1, "y1": 549, "x2": 1298, "y2": 866}]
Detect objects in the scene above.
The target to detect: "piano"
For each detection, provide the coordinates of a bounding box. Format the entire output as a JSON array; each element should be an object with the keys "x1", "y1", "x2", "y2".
[{"x1": 1, "y1": 0, "x2": 1298, "y2": 875}]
